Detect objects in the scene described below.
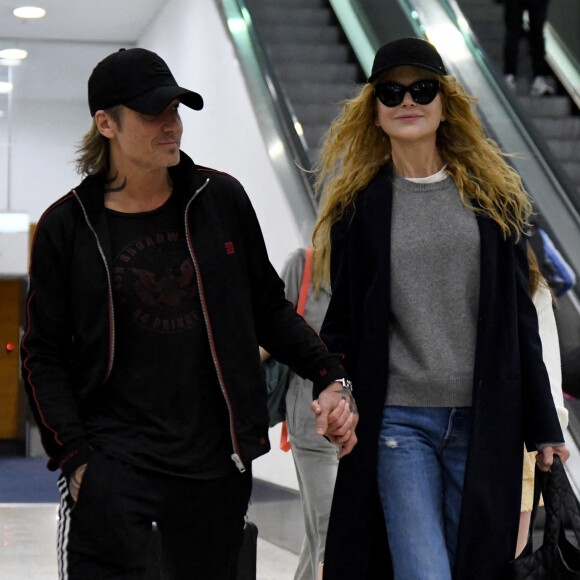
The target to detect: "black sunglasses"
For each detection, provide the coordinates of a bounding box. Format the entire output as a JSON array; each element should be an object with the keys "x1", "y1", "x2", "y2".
[{"x1": 374, "y1": 79, "x2": 440, "y2": 107}]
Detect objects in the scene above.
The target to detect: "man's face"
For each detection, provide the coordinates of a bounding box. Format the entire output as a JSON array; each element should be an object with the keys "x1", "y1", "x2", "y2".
[{"x1": 108, "y1": 100, "x2": 183, "y2": 172}]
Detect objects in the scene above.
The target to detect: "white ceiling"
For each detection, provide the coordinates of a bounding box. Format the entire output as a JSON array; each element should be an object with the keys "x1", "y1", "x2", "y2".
[{"x1": 0, "y1": 0, "x2": 167, "y2": 102}]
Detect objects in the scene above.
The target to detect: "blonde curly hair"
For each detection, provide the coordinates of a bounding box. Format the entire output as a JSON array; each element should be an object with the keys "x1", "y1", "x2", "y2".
[{"x1": 311, "y1": 73, "x2": 533, "y2": 291}]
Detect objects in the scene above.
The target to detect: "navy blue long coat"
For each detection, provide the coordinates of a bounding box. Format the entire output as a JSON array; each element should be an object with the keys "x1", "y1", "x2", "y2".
[{"x1": 319, "y1": 165, "x2": 564, "y2": 579}]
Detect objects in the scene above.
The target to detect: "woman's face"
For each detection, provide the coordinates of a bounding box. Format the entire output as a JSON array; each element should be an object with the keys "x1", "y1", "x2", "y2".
[{"x1": 375, "y1": 65, "x2": 443, "y2": 148}]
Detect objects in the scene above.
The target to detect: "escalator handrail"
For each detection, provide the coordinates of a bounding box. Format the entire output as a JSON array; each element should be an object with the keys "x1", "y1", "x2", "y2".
[
  {"x1": 230, "y1": 0, "x2": 317, "y2": 210},
  {"x1": 545, "y1": 23, "x2": 580, "y2": 112},
  {"x1": 440, "y1": 0, "x2": 580, "y2": 221}
]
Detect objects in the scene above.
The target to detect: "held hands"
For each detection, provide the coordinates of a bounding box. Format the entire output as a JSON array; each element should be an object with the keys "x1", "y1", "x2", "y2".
[
  {"x1": 536, "y1": 445, "x2": 570, "y2": 472},
  {"x1": 311, "y1": 381, "x2": 359, "y2": 458}
]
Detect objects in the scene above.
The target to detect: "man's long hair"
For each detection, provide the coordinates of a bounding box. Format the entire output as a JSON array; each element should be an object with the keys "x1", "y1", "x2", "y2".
[{"x1": 75, "y1": 106, "x2": 122, "y2": 176}]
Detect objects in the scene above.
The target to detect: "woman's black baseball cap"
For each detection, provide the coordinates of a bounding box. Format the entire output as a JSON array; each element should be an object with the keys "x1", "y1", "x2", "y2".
[
  {"x1": 88, "y1": 48, "x2": 204, "y2": 117},
  {"x1": 368, "y1": 37, "x2": 447, "y2": 83}
]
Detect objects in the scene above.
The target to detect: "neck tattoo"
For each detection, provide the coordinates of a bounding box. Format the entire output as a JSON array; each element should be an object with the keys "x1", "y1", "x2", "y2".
[{"x1": 105, "y1": 175, "x2": 128, "y2": 193}]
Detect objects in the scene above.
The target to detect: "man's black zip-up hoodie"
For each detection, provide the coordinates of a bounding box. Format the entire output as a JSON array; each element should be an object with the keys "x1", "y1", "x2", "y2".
[{"x1": 21, "y1": 152, "x2": 345, "y2": 476}]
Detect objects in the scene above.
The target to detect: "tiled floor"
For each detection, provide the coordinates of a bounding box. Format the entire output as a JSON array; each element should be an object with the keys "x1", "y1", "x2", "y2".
[{"x1": 0, "y1": 503, "x2": 299, "y2": 580}]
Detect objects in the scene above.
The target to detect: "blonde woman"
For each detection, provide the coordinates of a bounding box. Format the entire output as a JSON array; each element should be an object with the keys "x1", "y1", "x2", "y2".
[{"x1": 311, "y1": 37, "x2": 569, "y2": 579}]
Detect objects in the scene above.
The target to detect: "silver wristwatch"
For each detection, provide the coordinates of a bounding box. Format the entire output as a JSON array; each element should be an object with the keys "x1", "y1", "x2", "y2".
[{"x1": 335, "y1": 377, "x2": 354, "y2": 393}]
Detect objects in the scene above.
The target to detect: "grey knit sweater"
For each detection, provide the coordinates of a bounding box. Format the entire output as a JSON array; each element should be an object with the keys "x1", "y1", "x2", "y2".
[{"x1": 386, "y1": 173, "x2": 480, "y2": 407}]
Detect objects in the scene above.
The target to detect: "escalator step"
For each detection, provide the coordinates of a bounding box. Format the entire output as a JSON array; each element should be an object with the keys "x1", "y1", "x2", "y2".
[
  {"x1": 250, "y1": 6, "x2": 333, "y2": 27},
  {"x1": 519, "y1": 95, "x2": 571, "y2": 117},
  {"x1": 546, "y1": 139, "x2": 580, "y2": 162},
  {"x1": 283, "y1": 81, "x2": 360, "y2": 104},
  {"x1": 267, "y1": 43, "x2": 351, "y2": 64},
  {"x1": 259, "y1": 25, "x2": 341, "y2": 45},
  {"x1": 533, "y1": 117, "x2": 580, "y2": 139},
  {"x1": 276, "y1": 62, "x2": 360, "y2": 83}
]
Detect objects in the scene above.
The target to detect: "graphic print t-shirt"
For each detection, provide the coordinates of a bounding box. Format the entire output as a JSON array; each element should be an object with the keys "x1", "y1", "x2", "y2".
[{"x1": 84, "y1": 192, "x2": 233, "y2": 478}]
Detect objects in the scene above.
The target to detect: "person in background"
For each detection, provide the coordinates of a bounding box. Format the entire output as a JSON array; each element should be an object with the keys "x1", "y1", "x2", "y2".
[
  {"x1": 516, "y1": 246, "x2": 569, "y2": 556},
  {"x1": 21, "y1": 47, "x2": 357, "y2": 580},
  {"x1": 503, "y1": 0, "x2": 556, "y2": 96},
  {"x1": 279, "y1": 248, "x2": 337, "y2": 580},
  {"x1": 312, "y1": 36, "x2": 569, "y2": 579}
]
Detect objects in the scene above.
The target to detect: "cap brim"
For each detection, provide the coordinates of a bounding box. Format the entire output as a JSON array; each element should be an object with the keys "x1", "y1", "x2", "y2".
[
  {"x1": 368, "y1": 61, "x2": 446, "y2": 83},
  {"x1": 124, "y1": 85, "x2": 204, "y2": 114}
]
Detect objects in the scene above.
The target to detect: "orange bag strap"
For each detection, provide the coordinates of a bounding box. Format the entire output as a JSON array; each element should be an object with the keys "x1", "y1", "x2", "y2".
[
  {"x1": 280, "y1": 247, "x2": 313, "y2": 452},
  {"x1": 280, "y1": 420, "x2": 291, "y2": 452}
]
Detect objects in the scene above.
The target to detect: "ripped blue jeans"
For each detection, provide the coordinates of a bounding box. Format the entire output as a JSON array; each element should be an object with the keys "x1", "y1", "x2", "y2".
[{"x1": 377, "y1": 406, "x2": 472, "y2": 580}]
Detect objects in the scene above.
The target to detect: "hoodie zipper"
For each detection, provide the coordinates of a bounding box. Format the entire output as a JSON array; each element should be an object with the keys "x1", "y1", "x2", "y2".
[
  {"x1": 184, "y1": 178, "x2": 246, "y2": 473},
  {"x1": 74, "y1": 179, "x2": 246, "y2": 473},
  {"x1": 73, "y1": 190, "x2": 116, "y2": 382}
]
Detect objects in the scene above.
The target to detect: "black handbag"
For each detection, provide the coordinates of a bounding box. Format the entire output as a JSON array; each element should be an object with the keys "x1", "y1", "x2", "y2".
[
  {"x1": 264, "y1": 357, "x2": 291, "y2": 427},
  {"x1": 506, "y1": 455, "x2": 580, "y2": 579}
]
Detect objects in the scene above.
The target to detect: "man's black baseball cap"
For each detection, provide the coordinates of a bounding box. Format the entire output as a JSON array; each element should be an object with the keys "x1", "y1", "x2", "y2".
[
  {"x1": 368, "y1": 37, "x2": 447, "y2": 83},
  {"x1": 88, "y1": 48, "x2": 204, "y2": 117}
]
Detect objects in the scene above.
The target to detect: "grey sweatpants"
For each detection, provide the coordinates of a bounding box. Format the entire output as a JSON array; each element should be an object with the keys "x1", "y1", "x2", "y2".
[{"x1": 286, "y1": 375, "x2": 339, "y2": 580}]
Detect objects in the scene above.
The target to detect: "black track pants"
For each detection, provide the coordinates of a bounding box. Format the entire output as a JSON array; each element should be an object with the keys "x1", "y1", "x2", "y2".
[{"x1": 57, "y1": 451, "x2": 252, "y2": 580}]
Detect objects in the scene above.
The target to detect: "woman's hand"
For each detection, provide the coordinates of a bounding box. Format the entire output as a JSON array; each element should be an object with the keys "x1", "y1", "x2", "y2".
[
  {"x1": 311, "y1": 381, "x2": 359, "y2": 458},
  {"x1": 536, "y1": 445, "x2": 570, "y2": 472}
]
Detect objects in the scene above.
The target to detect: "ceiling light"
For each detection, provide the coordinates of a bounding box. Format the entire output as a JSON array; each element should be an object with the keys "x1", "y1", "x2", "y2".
[
  {"x1": 0, "y1": 82, "x2": 14, "y2": 94},
  {"x1": 13, "y1": 6, "x2": 46, "y2": 19},
  {"x1": 0, "y1": 49, "x2": 28, "y2": 60}
]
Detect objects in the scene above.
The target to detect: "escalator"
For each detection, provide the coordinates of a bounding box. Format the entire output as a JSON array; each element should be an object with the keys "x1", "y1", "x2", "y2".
[
  {"x1": 222, "y1": 0, "x2": 580, "y2": 474},
  {"x1": 456, "y1": 0, "x2": 580, "y2": 197},
  {"x1": 243, "y1": 0, "x2": 365, "y2": 166}
]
